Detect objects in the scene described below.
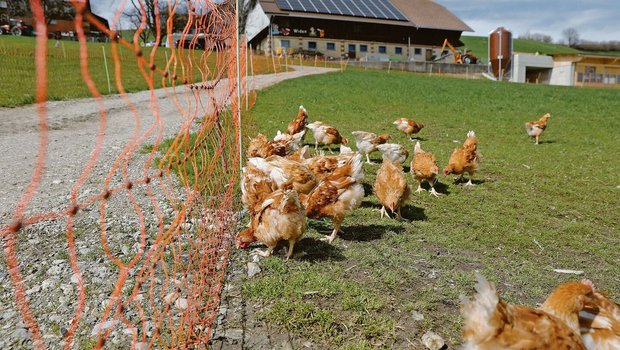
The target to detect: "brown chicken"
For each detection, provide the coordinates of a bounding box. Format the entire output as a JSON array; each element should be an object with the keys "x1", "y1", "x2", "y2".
[
  {"x1": 286, "y1": 145, "x2": 312, "y2": 163},
  {"x1": 579, "y1": 279, "x2": 620, "y2": 350},
  {"x1": 286, "y1": 105, "x2": 308, "y2": 135},
  {"x1": 444, "y1": 130, "x2": 479, "y2": 186},
  {"x1": 236, "y1": 188, "x2": 306, "y2": 260},
  {"x1": 393, "y1": 117, "x2": 424, "y2": 140},
  {"x1": 411, "y1": 141, "x2": 440, "y2": 197},
  {"x1": 248, "y1": 155, "x2": 317, "y2": 195},
  {"x1": 241, "y1": 164, "x2": 276, "y2": 213},
  {"x1": 461, "y1": 273, "x2": 592, "y2": 350},
  {"x1": 273, "y1": 129, "x2": 305, "y2": 152},
  {"x1": 307, "y1": 121, "x2": 348, "y2": 152},
  {"x1": 525, "y1": 113, "x2": 551, "y2": 144},
  {"x1": 351, "y1": 131, "x2": 391, "y2": 164},
  {"x1": 246, "y1": 133, "x2": 286, "y2": 158},
  {"x1": 373, "y1": 159, "x2": 410, "y2": 220},
  {"x1": 301, "y1": 146, "x2": 356, "y2": 181},
  {"x1": 299, "y1": 153, "x2": 364, "y2": 243}
]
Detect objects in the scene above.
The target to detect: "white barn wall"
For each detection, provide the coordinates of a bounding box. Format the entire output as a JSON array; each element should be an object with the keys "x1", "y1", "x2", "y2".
[{"x1": 550, "y1": 61, "x2": 574, "y2": 86}]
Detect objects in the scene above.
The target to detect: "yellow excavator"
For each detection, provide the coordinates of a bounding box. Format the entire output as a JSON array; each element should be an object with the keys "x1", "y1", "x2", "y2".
[{"x1": 436, "y1": 38, "x2": 478, "y2": 64}]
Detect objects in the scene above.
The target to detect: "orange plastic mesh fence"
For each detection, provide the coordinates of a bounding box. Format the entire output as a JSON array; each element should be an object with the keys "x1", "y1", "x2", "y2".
[{"x1": 0, "y1": 0, "x2": 245, "y2": 348}]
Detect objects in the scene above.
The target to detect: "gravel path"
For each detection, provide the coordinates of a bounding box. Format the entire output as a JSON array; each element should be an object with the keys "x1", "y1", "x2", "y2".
[
  {"x1": 0, "y1": 65, "x2": 337, "y2": 223},
  {"x1": 0, "y1": 65, "x2": 337, "y2": 349}
]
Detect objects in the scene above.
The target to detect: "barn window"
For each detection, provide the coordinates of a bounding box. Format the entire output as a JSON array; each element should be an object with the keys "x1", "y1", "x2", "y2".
[
  {"x1": 395, "y1": 47, "x2": 403, "y2": 55},
  {"x1": 360, "y1": 44, "x2": 368, "y2": 52},
  {"x1": 308, "y1": 41, "x2": 317, "y2": 50},
  {"x1": 378, "y1": 46, "x2": 387, "y2": 53},
  {"x1": 414, "y1": 48, "x2": 422, "y2": 55},
  {"x1": 327, "y1": 42, "x2": 336, "y2": 50},
  {"x1": 281, "y1": 40, "x2": 290, "y2": 48},
  {"x1": 577, "y1": 73, "x2": 583, "y2": 82}
]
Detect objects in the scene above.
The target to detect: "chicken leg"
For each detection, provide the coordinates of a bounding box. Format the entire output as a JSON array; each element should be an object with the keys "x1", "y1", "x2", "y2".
[
  {"x1": 415, "y1": 183, "x2": 425, "y2": 193},
  {"x1": 378, "y1": 206, "x2": 392, "y2": 219},
  {"x1": 365, "y1": 153, "x2": 374, "y2": 165},
  {"x1": 284, "y1": 240, "x2": 296, "y2": 261},
  {"x1": 428, "y1": 186, "x2": 441, "y2": 197},
  {"x1": 321, "y1": 218, "x2": 342, "y2": 243}
]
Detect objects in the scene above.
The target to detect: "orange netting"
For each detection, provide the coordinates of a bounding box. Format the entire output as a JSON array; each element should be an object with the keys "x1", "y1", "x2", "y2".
[{"x1": 1, "y1": 0, "x2": 245, "y2": 348}]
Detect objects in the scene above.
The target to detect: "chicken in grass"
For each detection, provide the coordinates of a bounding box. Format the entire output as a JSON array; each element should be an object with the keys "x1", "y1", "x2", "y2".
[
  {"x1": 299, "y1": 153, "x2": 364, "y2": 243},
  {"x1": 376, "y1": 143, "x2": 409, "y2": 164},
  {"x1": 461, "y1": 273, "x2": 593, "y2": 350},
  {"x1": 236, "y1": 188, "x2": 306, "y2": 260},
  {"x1": 351, "y1": 131, "x2": 391, "y2": 164},
  {"x1": 444, "y1": 131, "x2": 479, "y2": 186},
  {"x1": 373, "y1": 159, "x2": 410, "y2": 220},
  {"x1": 306, "y1": 121, "x2": 348, "y2": 153},
  {"x1": 393, "y1": 117, "x2": 424, "y2": 140},
  {"x1": 579, "y1": 279, "x2": 620, "y2": 350},
  {"x1": 525, "y1": 113, "x2": 551, "y2": 144},
  {"x1": 286, "y1": 105, "x2": 308, "y2": 135},
  {"x1": 411, "y1": 141, "x2": 440, "y2": 197},
  {"x1": 248, "y1": 156, "x2": 317, "y2": 195}
]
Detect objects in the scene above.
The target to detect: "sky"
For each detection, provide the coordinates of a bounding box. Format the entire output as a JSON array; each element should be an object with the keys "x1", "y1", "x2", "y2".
[
  {"x1": 433, "y1": 0, "x2": 620, "y2": 42},
  {"x1": 92, "y1": 0, "x2": 620, "y2": 43}
]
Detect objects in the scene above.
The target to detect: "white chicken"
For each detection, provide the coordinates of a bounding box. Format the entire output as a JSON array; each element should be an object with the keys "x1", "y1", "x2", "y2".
[
  {"x1": 376, "y1": 143, "x2": 409, "y2": 164},
  {"x1": 306, "y1": 121, "x2": 348, "y2": 153},
  {"x1": 351, "y1": 131, "x2": 391, "y2": 164}
]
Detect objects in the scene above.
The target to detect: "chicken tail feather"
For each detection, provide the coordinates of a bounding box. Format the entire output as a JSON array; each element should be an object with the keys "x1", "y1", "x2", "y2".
[{"x1": 461, "y1": 272, "x2": 506, "y2": 344}]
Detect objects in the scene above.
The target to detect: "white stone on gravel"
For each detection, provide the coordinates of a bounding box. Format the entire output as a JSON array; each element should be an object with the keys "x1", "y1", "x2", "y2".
[
  {"x1": 175, "y1": 298, "x2": 188, "y2": 310},
  {"x1": 91, "y1": 320, "x2": 119, "y2": 336}
]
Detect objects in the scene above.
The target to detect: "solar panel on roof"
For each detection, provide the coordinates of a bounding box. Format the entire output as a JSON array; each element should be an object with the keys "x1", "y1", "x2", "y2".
[{"x1": 274, "y1": 0, "x2": 408, "y2": 21}]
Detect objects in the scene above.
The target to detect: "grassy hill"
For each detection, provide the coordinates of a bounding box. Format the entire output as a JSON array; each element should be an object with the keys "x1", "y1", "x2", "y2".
[{"x1": 460, "y1": 36, "x2": 582, "y2": 63}]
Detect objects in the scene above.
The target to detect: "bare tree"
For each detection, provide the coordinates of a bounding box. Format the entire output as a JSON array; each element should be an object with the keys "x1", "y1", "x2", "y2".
[
  {"x1": 519, "y1": 31, "x2": 553, "y2": 43},
  {"x1": 239, "y1": 0, "x2": 257, "y2": 35},
  {"x1": 123, "y1": 0, "x2": 180, "y2": 44},
  {"x1": 562, "y1": 27, "x2": 580, "y2": 47}
]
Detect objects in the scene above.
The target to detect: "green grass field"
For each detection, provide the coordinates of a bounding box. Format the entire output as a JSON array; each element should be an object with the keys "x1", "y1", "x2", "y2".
[
  {"x1": 234, "y1": 69, "x2": 620, "y2": 348},
  {"x1": 0, "y1": 36, "x2": 286, "y2": 107}
]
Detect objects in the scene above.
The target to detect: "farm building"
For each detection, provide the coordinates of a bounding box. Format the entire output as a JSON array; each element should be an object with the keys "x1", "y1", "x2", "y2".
[
  {"x1": 510, "y1": 53, "x2": 620, "y2": 88},
  {"x1": 245, "y1": 0, "x2": 473, "y2": 61}
]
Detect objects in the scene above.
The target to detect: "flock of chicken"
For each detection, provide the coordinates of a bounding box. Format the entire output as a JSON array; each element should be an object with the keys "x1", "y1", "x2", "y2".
[
  {"x1": 236, "y1": 105, "x2": 479, "y2": 255},
  {"x1": 235, "y1": 106, "x2": 619, "y2": 349}
]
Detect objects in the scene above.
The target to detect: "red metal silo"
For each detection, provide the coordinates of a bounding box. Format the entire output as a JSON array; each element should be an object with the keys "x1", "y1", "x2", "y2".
[{"x1": 489, "y1": 27, "x2": 512, "y2": 79}]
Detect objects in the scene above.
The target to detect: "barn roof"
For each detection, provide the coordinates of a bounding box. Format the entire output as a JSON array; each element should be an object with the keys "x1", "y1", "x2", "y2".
[{"x1": 258, "y1": 0, "x2": 472, "y2": 32}]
